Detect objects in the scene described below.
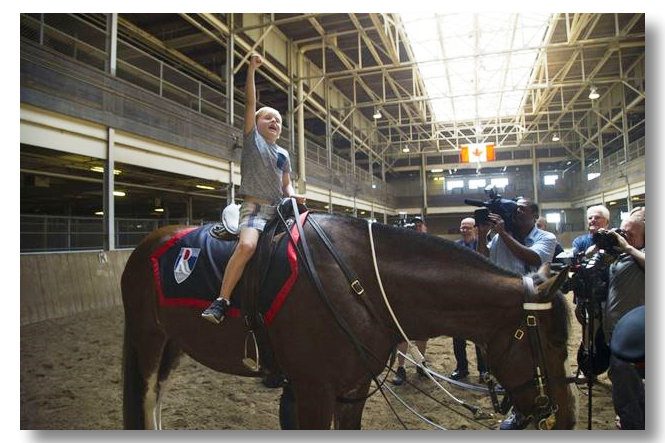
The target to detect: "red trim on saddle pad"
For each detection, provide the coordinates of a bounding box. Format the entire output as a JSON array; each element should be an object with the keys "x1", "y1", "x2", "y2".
[{"x1": 263, "y1": 211, "x2": 307, "y2": 326}]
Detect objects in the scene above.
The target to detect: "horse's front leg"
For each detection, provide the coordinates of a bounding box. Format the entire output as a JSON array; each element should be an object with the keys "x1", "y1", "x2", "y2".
[
  {"x1": 333, "y1": 379, "x2": 372, "y2": 430},
  {"x1": 291, "y1": 381, "x2": 335, "y2": 429}
]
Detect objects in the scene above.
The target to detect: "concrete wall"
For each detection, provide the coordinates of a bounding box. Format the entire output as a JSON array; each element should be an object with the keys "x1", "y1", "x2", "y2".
[{"x1": 20, "y1": 250, "x2": 132, "y2": 325}]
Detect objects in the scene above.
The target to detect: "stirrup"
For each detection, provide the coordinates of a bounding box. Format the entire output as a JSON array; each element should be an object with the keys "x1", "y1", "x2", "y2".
[{"x1": 242, "y1": 330, "x2": 261, "y2": 372}]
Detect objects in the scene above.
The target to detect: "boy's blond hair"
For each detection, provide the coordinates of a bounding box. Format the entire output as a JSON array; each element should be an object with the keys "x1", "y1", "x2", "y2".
[{"x1": 255, "y1": 106, "x2": 281, "y2": 121}]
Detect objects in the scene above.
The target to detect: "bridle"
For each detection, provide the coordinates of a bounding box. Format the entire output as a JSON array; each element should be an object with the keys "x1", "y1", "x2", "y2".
[{"x1": 491, "y1": 276, "x2": 560, "y2": 430}]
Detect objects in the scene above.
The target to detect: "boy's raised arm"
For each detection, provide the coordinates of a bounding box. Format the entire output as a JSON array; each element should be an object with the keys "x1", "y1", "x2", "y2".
[{"x1": 244, "y1": 54, "x2": 262, "y2": 136}]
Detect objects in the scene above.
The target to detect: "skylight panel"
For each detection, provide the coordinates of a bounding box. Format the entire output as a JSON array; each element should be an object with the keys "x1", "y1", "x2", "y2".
[{"x1": 401, "y1": 13, "x2": 551, "y2": 125}]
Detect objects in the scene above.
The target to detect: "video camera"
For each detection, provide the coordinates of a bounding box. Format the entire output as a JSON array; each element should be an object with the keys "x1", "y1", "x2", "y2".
[
  {"x1": 561, "y1": 228, "x2": 626, "y2": 301},
  {"x1": 393, "y1": 216, "x2": 422, "y2": 231},
  {"x1": 464, "y1": 185, "x2": 519, "y2": 234}
]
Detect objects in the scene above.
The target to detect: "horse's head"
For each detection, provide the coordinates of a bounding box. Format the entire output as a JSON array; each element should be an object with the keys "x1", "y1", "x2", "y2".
[{"x1": 488, "y1": 264, "x2": 578, "y2": 429}]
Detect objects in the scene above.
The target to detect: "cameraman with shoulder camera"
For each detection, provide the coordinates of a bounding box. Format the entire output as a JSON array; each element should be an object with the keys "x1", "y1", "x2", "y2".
[
  {"x1": 476, "y1": 197, "x2": 556, "y2": 429},
  {"x1": 477, "y1": 197, "x2": 557, "y2": 275},
  {"x1": 600, "y1": 210, "x2": 645, "y2": 429}
]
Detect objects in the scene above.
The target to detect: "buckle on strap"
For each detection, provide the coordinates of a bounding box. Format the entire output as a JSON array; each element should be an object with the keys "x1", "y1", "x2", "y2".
[
  {"x1": 351, "y1": 280, "x2": 365, "y2": 295},
  {"x1": 514, "y1": 328, "x2": 525, "y2": 340},
  {"x1": 527, "y1": 315, "x2": 537, "y2": 327}
]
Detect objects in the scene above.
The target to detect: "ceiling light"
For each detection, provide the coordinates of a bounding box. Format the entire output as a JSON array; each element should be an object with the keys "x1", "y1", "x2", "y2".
[
  {"x1": 588, "y1": 86, "x2": 600, "y2": 100},
  {"x1": 371, "y1": 183, "x2": 377, "y2": 189},
  {"x1": 154, "y1": 208, "x2": 164, "y2": 213},
  {"x1": 196, "y1": 184, "x2": 215, "y2": 190},
  {"x1": 373, "y1": 109, "x2": 382, "y2": 119},
  {"x1": 552, "y1": 134, "x2": 560, "y2": 142},
  {"x1": 94, "y1": 211, "x2": 104, "y2": 216},
  {"x1": 90, "y1": 166, "x2": 122, "y2": 175},
  {"x1": 402, "y1": 145, "x2": 410, "y2": 153},
  {"x1": 431, "y1": 168, "x2": 443, "y2": 173},
  {"x1": 113, "y1": 191, "x2": 126, "y2": 197}
]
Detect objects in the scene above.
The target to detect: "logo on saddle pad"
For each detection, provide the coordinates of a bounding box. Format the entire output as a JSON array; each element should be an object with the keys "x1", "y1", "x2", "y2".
[{"x1": 174, "y1": 247, "x2": 201, "y2": 284}]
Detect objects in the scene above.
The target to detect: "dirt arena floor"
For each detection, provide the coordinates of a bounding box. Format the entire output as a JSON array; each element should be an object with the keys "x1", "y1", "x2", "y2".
[{"x1": 20, "y1": 293, "x2": 622, "y2": 430}]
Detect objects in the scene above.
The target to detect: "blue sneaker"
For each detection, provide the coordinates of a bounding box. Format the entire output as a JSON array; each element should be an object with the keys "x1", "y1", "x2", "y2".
[
  {"x1": 499, "y1": 410, "x2": 529, "y2": 430},
  {"x1": 201, "y1": 298, "x2": 230, "y2": 324}
]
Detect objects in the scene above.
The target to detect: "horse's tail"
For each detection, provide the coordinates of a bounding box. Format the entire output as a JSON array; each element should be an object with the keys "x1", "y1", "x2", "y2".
[{"x1": 122, "y1": 320, "x2": 145, "y2": 430}]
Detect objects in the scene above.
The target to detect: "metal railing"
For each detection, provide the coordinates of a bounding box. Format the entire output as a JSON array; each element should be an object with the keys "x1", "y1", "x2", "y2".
[
  {"x1": 21, "y1": 215, "x2": 197, "y2": 253},
  {"x1": 20, "y1": 13, "x2": 382, "y2": 191}
]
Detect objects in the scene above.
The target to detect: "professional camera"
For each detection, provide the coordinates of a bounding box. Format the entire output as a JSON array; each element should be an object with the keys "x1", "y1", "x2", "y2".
[
  {"x1": 565, "y1": 250, "x2": 615, "y2": 303},
  {"x1": 592, "y1": 228, "x2": 627, "y2": 252},
  {"x1": 464, "y1": 185, "x2": 519, "y2": 233},
  {"x1": 393, "y1": 216, "x2": 421, "y2": 230},
  {"x1": 563, "y1": 249, "x2": 617, "y2": 379}
]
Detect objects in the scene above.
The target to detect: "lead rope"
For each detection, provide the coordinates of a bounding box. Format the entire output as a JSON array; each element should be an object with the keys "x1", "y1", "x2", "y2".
[
  {"x1": 366, "y1": 220, "x2": 492, "y2": 419},
  {"x1": 366, "y1": 220, "x2": 424, "y2": 364}
]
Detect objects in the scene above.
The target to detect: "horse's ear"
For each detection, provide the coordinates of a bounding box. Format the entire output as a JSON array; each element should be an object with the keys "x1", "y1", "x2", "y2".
[{"x1": 536, "y1": 266, "x2": 569, "y2": 301}]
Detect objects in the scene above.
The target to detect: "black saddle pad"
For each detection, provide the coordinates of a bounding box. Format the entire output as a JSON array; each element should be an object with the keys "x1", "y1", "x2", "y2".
[
  {"x1": 149, "y1": 215, "x2": 307, "y2": 323},
  {"x1": 150, "y1": 224, "x2": 239, "y2": 313}
]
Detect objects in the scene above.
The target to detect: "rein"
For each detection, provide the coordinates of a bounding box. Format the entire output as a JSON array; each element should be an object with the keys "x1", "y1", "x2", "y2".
[{"x1": 276, "y1": 204, "x2": 561, "y2": 429}]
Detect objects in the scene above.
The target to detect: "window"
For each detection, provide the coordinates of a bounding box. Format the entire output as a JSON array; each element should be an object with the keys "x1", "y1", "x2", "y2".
[
  {"x1": 545, "y1": 213, "x2": 561, "y2": 224},
  {"x1": 446, "y1": 180, "x2": 464, "y2": 191},
  {"x1": 544, "y1": 174, "x2": 558, "y2": 186},
  {"x1": 468, "y1": 178, "x2": 486, "y2": 190},
  {"x1": 587, "y1": 172, "x2": 600, "y2": 181},
  {"x1": 490, "y1": 177, "x2": 509, "y2": 188}
]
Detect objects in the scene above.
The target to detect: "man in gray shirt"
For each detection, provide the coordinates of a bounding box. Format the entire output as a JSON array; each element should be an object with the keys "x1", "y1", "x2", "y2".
[{"x1": 602, "y1": 213, "x2": 645, "y2": 429}]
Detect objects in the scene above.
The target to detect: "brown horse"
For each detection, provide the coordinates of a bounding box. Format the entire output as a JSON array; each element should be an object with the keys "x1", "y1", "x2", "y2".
[{"x1": 121, "y1": 212, "x2": 577, "y2": 429}]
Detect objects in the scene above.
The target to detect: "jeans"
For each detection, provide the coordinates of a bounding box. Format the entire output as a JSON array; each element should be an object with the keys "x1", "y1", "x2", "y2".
[{"x1": 608, "y1": 355, "x2": 645, "y2": 429}]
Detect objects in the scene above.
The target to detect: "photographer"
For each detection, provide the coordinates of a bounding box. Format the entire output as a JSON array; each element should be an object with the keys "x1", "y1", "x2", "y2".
[
  {"x1": 601, "y1": 212, "x2": 645, "y2": 429},
  {"x1": 476, "y1": 198, "x2": 556, "y2": 429}
]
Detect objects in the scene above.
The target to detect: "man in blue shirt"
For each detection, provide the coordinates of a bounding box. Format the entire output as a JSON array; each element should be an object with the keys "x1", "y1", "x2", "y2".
[
  {"x1": 476, "y1": 197, "x2": 556, "y2": 429},
  {"x1": 572, "y1": 205, "x2": 610, "y2": 255}
]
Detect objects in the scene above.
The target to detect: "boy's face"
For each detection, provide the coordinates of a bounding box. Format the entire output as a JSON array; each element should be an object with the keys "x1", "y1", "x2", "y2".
[{"x1": 256, "y1": 109, "x2": 282, "y2": 143}]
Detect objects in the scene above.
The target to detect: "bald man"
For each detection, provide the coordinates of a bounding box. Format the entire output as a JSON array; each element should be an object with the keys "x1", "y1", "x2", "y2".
[{"x1": 449, "y1": 217, "x2": 488, "y2": 381}]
